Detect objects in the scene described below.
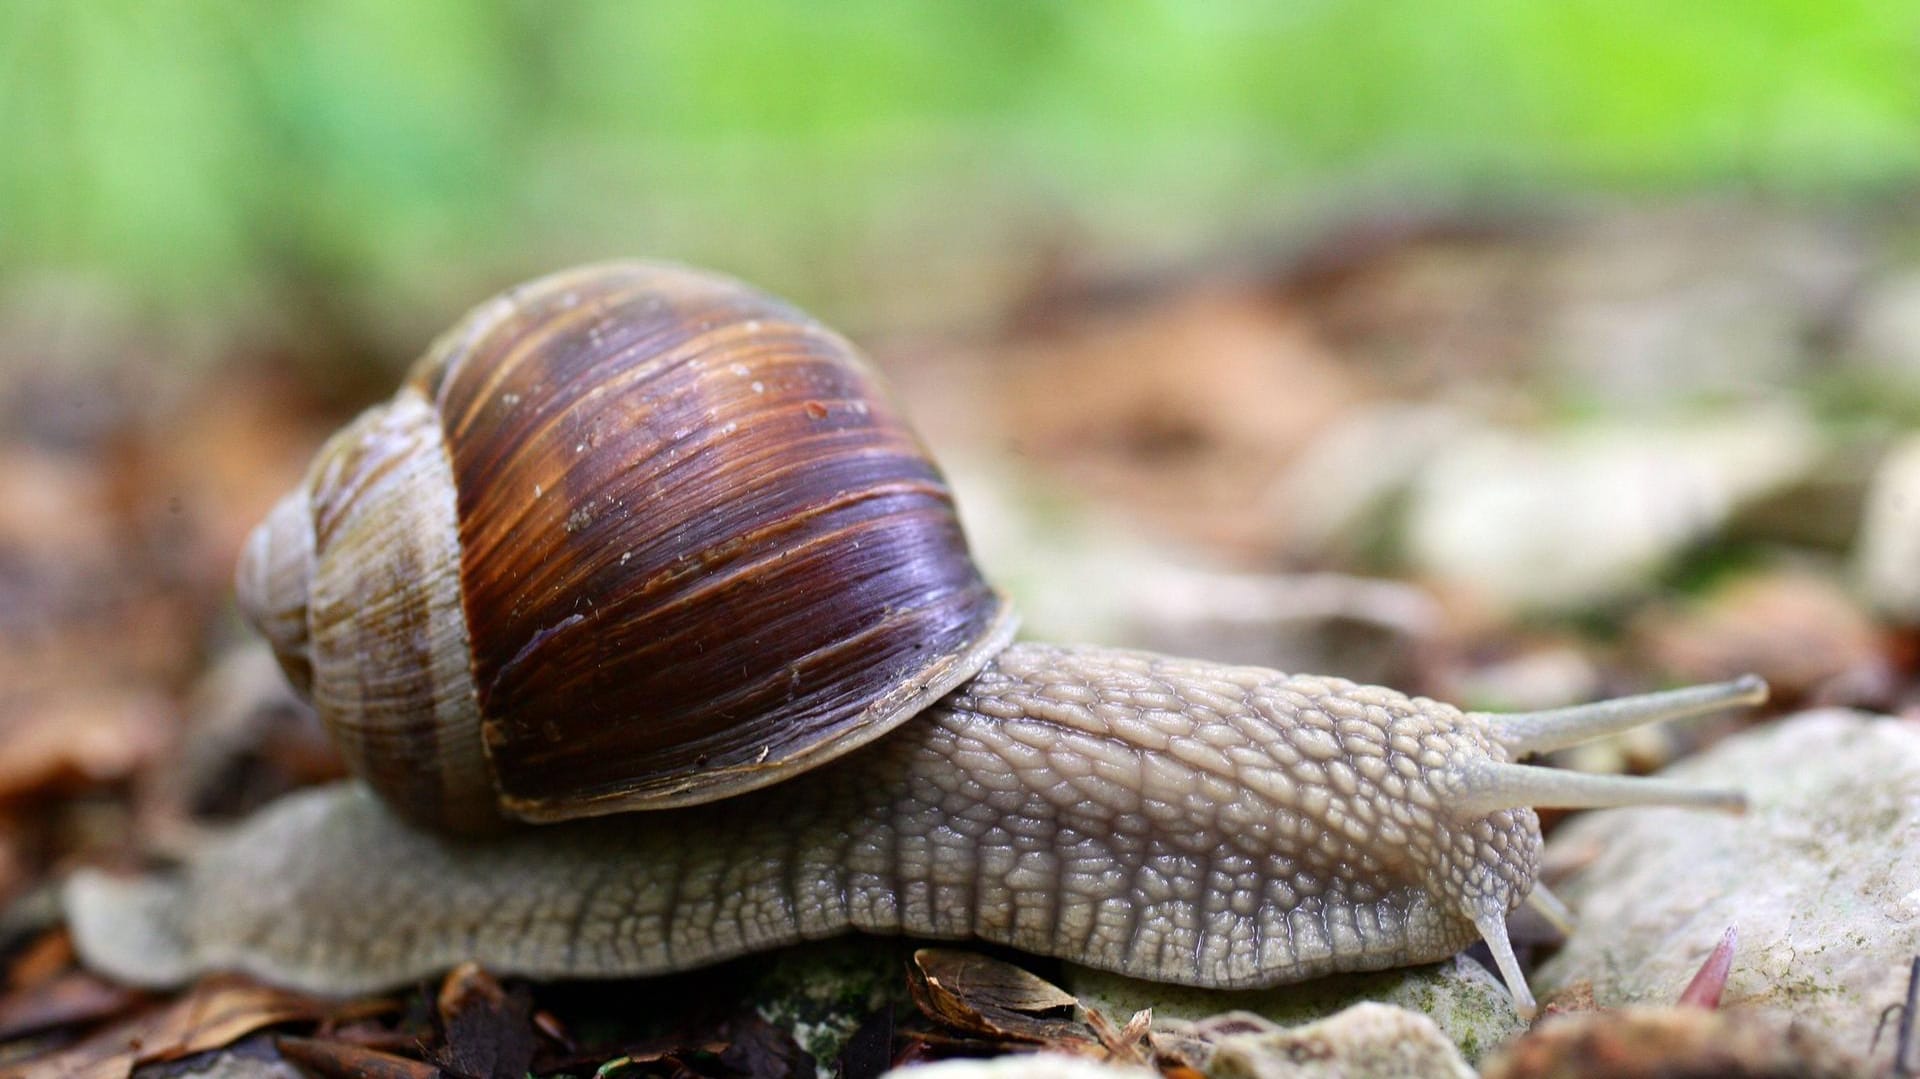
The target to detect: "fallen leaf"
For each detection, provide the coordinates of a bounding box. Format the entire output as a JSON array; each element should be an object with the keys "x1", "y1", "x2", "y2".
[
  {"x1": 0, "y1": 974, "x2": 381, "y2": 1079},
  {"x1": 6, "y1": 933, "x2": 76, "y2": 992},
  {"x1": 434, "y1": 963, "x2": 534, "y2": 1079},
  {"x1": 0, "y1": 972, "x2": 141, "y2": 1042},
  {"x1": 1082, "y1": 1006, "x2": 1152, "y2": 1065},
  {"x1": 714, "y1": 1013, "x2": 814, "y2": 1079},
  {"x1": 835, "y1": 1006, "x2": 893, "y2": 1079},
  {"x1": 278, "y1": 1035, "x2": 446, "y2": 1079},
  {"x1": 1632, "y1": 572, "x2": 1884, "y2": 707},
  {"x1": 0, "y1": 693, "x2": 172, "y2": 802},
  {"x1": 907, "y1": 949, "x2": 1094, "y2": 1053}
]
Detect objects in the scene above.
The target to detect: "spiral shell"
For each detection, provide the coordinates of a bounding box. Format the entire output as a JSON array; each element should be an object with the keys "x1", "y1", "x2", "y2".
[{"x1": 236, "y1": 262, "x2": 1015, "y2": 832}]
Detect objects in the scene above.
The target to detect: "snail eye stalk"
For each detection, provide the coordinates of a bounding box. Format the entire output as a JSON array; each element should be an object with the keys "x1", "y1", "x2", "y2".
[
  {"x1": 1453, "y1": 676, "x2": 1767, "y2": 1020},
  {"x1": 1486, "y1": 675, "x2": 1767, "y2": 757},
  {"x1": 1448, "y1": 762, "x2": 1748, "y2": 818}
]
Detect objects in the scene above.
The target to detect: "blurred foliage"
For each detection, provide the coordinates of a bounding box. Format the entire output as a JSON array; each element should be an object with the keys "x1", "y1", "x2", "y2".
[{"x1": 3, "y1": 0, "x2": 1919, "y2": 353}]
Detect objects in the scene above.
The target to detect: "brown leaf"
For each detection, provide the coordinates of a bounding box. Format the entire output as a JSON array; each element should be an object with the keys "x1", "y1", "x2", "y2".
[
  {"x1": 6, "y1": 932, "x2": 76, "y2": 992},
  {"x1": 278, "y1": 1035, "x2": 448, "y2": 1079},
  {"x1": 0, "y1": 974, "x2": 376, "y2": 1079},
  {"x1": 1632, "y1": 572, "x2": 1884, "y2": 708},
  {"x1": 434, "y1": 963, "x2": 534, "y2": 1079},
  {"x1": 0, "y1": 971, "x2": 141, "y2": 1042},
  {"x1": 907, "y1": 949, "x2": 1094, "y2": 1053},
  {"x1": 994, "y1": 282, "x2": 1359, "y2": 556},
  {"x1": 0, "y1": 693, "x2": 172, "y2": 803},
  {"x1": 1083, "y1": 1006, "x2": 1152, "y2": 1066},
  {"x1": 316, "y1": 1019, "x2": 430, "y2": 1056}
]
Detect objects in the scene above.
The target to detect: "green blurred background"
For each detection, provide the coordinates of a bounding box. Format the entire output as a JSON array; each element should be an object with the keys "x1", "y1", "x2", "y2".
[{"x1": 6, "y1": 0, "x2": 1919, "y2": 372}]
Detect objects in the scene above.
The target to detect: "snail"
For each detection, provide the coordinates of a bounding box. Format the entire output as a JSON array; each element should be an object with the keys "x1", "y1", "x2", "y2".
[{"x1": 63, "y1": 262, "x2": 1766, "y2": 1020}]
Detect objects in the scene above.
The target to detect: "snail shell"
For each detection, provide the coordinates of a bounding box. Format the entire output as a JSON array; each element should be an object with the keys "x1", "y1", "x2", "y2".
[{"x1": 236, "y1": 263, "x2": 1015, "y2": 833}]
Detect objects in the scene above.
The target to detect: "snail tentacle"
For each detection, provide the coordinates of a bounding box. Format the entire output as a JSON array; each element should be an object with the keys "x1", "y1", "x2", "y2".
[
  {"x1": 1470, "y1": 901, "x2": 1538, "y2": 1019},
  {"x1": 1447, "y1": 761, "x2": 1747, "y2": 817},
  {"x1": 1523, "y1": 882, "x2": 1577, "y2": 936},
  {"x1": 1487, "y1": 676, "x2": 1766, "y2": 756}
]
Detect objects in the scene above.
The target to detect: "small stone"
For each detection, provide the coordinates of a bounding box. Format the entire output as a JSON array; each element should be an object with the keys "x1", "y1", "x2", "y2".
[
  {"x1": 1856, "y1": 434, "x2": 1920, "y2": 623},
  {"x1": 879, "y1": 1053, "x2": 1156, "y2": 1079},
  {"x1": 1405, "y1": 409, "x2": 1818, "y2": 613},
  {"x1": 1479, "y1": 1005, "x2": 1860, "y2": 1079},
  {"x1": 1203, "y1": 1002, "x2": 1474, "y2": 1079},
  {"x1": 1536, "y1": 711, "x2": 1920, "y2": 1073},
  {"x1": 1065, "y1": 954, "x2": 1526, "y2": 1065},
  {"x1": 1840, "y1": 268, "x2": 1920, "y2": 386}
]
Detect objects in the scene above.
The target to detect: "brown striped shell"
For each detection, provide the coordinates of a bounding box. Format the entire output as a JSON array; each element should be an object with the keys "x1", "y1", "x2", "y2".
[{"x1": 235, "y1": 262, "x2": 1017, "y2": 834}]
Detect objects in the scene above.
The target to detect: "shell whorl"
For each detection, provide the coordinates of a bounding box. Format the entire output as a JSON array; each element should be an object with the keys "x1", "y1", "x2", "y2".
[
  {"x1": 236, "y1": 261, "x2": 1014, "y2": 831},
  {"x1": 242, "y1": 386, "x2": 496, "y2": 831},
  {"x1": 235, "y1": 487, "x2": 315, "y2": 696}
]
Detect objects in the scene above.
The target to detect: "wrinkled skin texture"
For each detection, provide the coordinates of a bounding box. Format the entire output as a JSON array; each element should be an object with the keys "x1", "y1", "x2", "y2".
[{"x1": 68, "y1": 644, "x2": 1537, "y2": 995}]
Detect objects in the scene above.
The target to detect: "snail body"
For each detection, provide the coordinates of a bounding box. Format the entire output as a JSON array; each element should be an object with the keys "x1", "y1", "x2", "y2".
[{"x1": 67, "y1": 263, "x2": 1764, "y2": 1018}]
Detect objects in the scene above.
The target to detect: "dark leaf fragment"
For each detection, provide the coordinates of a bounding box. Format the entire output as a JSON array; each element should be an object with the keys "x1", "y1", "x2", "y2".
[
  {"x1": 433, "y1": 963, "x2": 534, "y2": 1079},
  {"x1": 279, "y1": 1034, "x2": 448, "y2": 1079},
  {"x1": 0, "y1": 972, "x2": 141, "y2": 1042},
  {"x1": 0, "y1": 975, "x2": 385, "y2": 1079}
]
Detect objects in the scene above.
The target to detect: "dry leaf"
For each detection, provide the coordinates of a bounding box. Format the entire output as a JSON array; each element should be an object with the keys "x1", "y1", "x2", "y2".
[
  {"x1": 0, "y1": 972, "x2": 141, "y2": 1043},
  {"x1": 1082, "y1": 1006, "x2": 1152, "y2": 1065},
  {"x1": 0, "y1": 975, "x2": 380, "y2": 1079},
  {"x1": 907, "y1": 949, "x2": 1094, "y2": 1053},
  {"x1": 6, "y1": 933, "x2": 76, "y2": 992},
  {"x1": 278, "y1": 1035, "x2": 447, "y2": 1079},
  {"x1": 434, "y1": 963, "x2": 534, "y2": 1079}
]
